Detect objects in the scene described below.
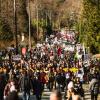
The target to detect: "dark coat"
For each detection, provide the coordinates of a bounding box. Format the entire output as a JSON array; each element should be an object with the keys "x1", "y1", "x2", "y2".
[
  {"x1": 32, "y1": 78, "x2": 43, "y2": 95},
  {"x1": 20, "y1": 75, "x2": 32, "y2": 92}
]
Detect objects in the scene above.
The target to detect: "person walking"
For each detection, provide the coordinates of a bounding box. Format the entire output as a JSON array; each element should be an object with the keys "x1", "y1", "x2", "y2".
[
  {"x1": 47, "y1": 69, "x2": 55, "y2": 91},
  {"x1": 74, "y1": 78, "x2": 84, "y2": 99},
  {"x1": 32, "y1": 76, "x2": 43, "y2": 100},
  {"x1": 89, "y1": 74, "x2": 99, "y2": 100},
  {"x1": 67, "y1": 87, "x2": 82, "y2": 100},
  {"x1": 0, "y1": 74, "x2": 6, "y2": 100},
  {"x1": 20, "y1": 70, "x2": 32, "y2": 100}
]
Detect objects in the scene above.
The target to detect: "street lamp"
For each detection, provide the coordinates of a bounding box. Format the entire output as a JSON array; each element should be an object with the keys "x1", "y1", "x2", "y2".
[
  {"x1": 36, "y1": 0, "x2": 39, "y2": 41},
  {"x1": 14, "y1": 0, "x2": 18, "y2": 54},
  {"x1": 0, "y1": 0, "x2": 1, "y2": 17},
  {"x1": 28, "y1": 0, "x2": 31, "y2": 50}
]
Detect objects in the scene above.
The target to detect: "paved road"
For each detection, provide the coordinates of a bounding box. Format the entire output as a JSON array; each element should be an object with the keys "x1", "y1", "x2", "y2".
[{"x1": 19, "y1": 84, "x2": 100, "y2": 100}]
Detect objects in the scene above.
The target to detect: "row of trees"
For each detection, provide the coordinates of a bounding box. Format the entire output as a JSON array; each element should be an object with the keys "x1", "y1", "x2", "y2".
[
  {"x1": 78, "y1": 0, "x2": 100, "y2": 54},
  {"x1": 0, "y1": 0, "x2": 28, "y2": 41},
  {"x1": 2, "y1": 0, "x2": 100, "y2": 54},
  {"x1": 0, "y1": 0, "x2": 81, "y2": 43}
]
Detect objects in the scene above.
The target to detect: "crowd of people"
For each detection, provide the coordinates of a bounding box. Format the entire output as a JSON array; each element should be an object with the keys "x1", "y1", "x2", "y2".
[{"x1": 0, "y1": 32, "x2": 100, "y2": 100}]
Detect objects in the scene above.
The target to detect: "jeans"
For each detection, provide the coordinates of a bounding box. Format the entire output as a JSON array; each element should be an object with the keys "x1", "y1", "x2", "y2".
[{"x1": 23, "y1": 91, "x2": 30, "y2": 100}]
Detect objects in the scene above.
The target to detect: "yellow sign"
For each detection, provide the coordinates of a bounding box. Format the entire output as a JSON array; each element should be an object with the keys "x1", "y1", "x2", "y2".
[{"x1": 63, "y1": 67, "x2": 78, "y2": 73}]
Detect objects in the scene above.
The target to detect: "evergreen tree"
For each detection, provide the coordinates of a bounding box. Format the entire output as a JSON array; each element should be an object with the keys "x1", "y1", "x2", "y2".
[{"x1": 79, "y1": 0, "x2": 100, "y2": 54}]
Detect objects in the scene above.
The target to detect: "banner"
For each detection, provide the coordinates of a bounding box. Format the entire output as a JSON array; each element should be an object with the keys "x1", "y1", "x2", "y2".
[{"x1": 22, "y1": 48, "x2": 26, "y2": 55}]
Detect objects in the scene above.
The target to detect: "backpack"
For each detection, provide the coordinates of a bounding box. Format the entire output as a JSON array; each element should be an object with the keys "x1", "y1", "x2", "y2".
[{"x1": 93, "y1": 82, "x2": 99, "y2": 94}]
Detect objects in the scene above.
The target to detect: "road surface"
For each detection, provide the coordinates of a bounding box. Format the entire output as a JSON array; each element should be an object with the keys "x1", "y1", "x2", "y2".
[{"x1": 19, "y1": 84, "x2": 100, "y2": 100}]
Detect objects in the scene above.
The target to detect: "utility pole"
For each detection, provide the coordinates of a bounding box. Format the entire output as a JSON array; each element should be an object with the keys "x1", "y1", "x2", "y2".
[
  {"x1": 14, "y1": 0, "x2": 18, "y2": 54},
  {"x1": 0, "y1": 0, "x2": 1, "y2": 17},
  {"x1": 36, "y1": 0, "x2": 39, "y2": 41},
  {"x1": 46, "y1": 11, "x2": 48, "y2": 27},
  {"x1": 28, "y1": 0, "x2": 31, "y2": 50},
  {"x1": 58, "y1": 13, "x2": 60, "y2": 30},
  {"x1": 0, "y1": 0, "x2": 1, "y2": 22},
  {"x1": 49, "y1": 10, "x2": 52, "y2": 27},
  {"x1": 28, "y1": 0, "x2": 32, "y2": 69}
]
